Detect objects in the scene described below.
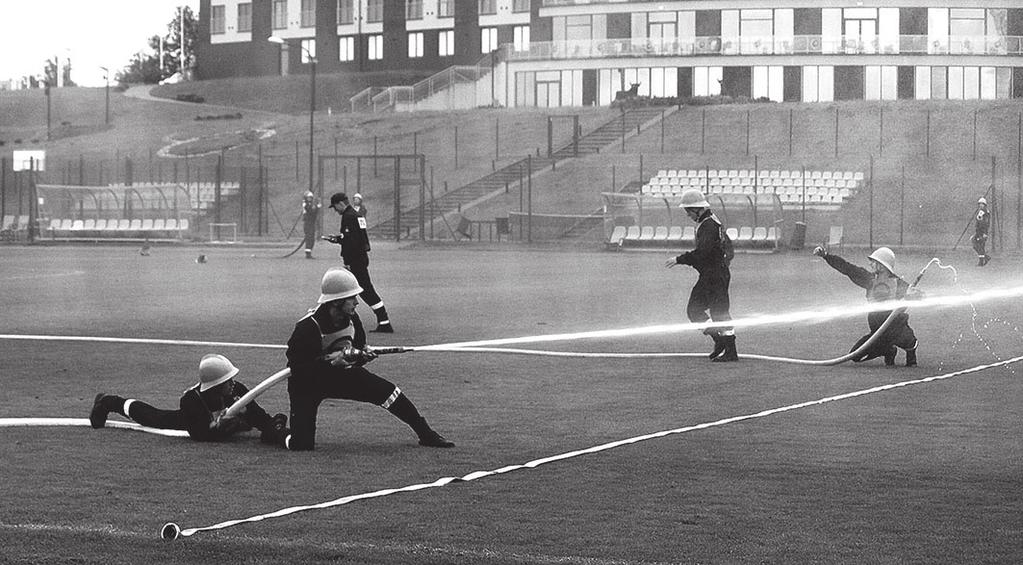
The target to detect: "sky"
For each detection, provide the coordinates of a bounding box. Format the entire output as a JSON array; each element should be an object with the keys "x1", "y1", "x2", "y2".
[{"x1": 0, "y1": 0, "x2": 199, "y2": 87}]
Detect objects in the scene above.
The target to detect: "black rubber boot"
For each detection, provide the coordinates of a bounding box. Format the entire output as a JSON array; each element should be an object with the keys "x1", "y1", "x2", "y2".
[
  {"x1": 884, "y1": 346, "x2": 897, "y2": 366},
  {"x1": 905, "y1": 348, "x2": 917, "y2": 367},
  {"x1": 708, "y1": 334, "x2": 726, "y2": 360},
  {"x1": 711, "y1": 335, "x2": 738, "y2": 362},
  {"x1": 371, "y1": 306, "x2": 394, "y2": 333},
  {"x1": 90, "y1": 394, "x2": 127, "y2": 429},
  {"x1": 387, "y1": 393, "x2": 454, "y2": 447}
]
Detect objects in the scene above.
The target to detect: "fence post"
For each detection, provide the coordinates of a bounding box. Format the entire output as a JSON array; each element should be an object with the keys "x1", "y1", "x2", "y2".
[
  {"x1": 660, "y1": 110, "x2": 665, "y2": 153},
  {"x1": 868, "y1": 155, "x2": 874, "y2": 248},
  {"x1": 788, "y1": 108, "x2": 793, "y2": 156},
  {"x1": 973, "y1": 109, "x2": 978, "y2": 161},
  {"x1": 899, "y1": 165, "x2": 905, "y2": 246},
  {"x1": 701, "y1": 108, "x2": 706, "y2": 154},
  {"x1": 879, "y1": 105, "x2": 884, "y2": 156},
  {"x1": 926, "y1": 110, "x2": 931, "y2": 157},
  {"x1": 834, "y1": 107, "x2": 839, "y2": 159},
  {"x1": 745, "y1": 109, "x2": 750, "y2": 156}
]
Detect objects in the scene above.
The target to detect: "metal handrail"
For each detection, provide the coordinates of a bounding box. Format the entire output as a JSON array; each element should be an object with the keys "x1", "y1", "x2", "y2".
[{"x1": 505, "y1": 35, "x2": 1023, "y2": 61}]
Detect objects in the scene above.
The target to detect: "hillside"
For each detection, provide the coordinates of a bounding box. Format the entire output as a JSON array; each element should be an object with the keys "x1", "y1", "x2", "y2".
[{"x1": 2, "y1": 81, "x2": 1021, "y2": 252}]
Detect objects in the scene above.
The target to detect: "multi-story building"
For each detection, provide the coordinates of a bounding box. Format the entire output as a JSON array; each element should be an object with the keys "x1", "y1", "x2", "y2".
[{"x1": 196, "y1": 1, "x2": 1023, "y2": 108}]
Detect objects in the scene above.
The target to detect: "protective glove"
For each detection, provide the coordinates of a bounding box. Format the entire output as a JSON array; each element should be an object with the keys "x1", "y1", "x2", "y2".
[{"x1": 812, "y1": 245, "x2": 827, "y2": 257}]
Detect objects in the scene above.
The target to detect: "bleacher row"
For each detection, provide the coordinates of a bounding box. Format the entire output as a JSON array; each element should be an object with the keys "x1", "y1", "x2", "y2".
[
  {"x1": 609, "y1": 224, "x2": 779, "y2": 249},
  {"x1": 642, "y1": 169, "x2": 862, "y2": 206},
  {"x1": 47, "y1": 217, "x2": 190, "y2": 240}
]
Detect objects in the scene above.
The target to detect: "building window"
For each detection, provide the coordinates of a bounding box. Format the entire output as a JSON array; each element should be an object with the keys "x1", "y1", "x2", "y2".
[
  {"x1": 301, "y1": 0, "x2": 316, "y2": 27},
  {"x1": 272, "y1": 0, "x2": 288, "y2": 30},
  {"x1": 479, "y1": 0, "x2": 496, "y2": 16},
  {"x1": 368, "y1": 35, "x2": 383, "y2": 60},
  {"x1": 406, "y1": 0, "x2": 422, "y2": 20},
  {"x1": 367, "y1": 0, "x2": 383, "y2": 23},
  {"x1": 339, "y1": 36, "x2": 355, "y2": 61},
  {"x1": 513, "y1": 25, "x2": 530, "y2": 52},
  {"x1": 337, "y1": 0, "x2": 353, "y2": 25},
  {"x1": 237, "y1": 3, "x2": 252, "y2": 32},
  {"x1": 513, "y1": 0, "x2": 530, "y2": 13},
  {"x1": 301, "y1": 38, "x2": 316, "y2": 63},
  {"x1": 438, "y1": 0, "x2": 454, "y2": 18},
  {"x1": 439, "y1": 30, "x2": 454, "y2": 56},
  {"x1": 408, "y1": 32, "x2": 424, "y2": 58},
  {"x1": 481, "y1": 27, "x2": 498, "y2": 53},
  {"x1": 211, "y1": 5, "x2": 226, "y2": 34},
  {"x1": 740, "y1": 9, "x2": 773, "y2": 54}
]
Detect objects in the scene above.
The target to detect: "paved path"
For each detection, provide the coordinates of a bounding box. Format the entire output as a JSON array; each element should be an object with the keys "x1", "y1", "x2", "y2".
[{"x1": 122, "y1": 85, "x2": 279, "y2": 117}]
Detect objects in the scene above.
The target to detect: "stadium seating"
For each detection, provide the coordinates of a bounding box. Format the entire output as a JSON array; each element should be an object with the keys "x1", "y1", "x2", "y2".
[{"x1": 639, "y1": 167, "x2": 859, "y2": 211}]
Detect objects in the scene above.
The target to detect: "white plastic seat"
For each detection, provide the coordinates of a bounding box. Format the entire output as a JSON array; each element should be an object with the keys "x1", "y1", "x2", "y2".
[
  {"x1": 141, "y1": 218, "x2": 154, "y2": 231},
  {"x1": 751, "y1": 227, "x2": 767, "y2": 243},
  {"x1": 165, "y1": 219, "x2": 178, "y2": 231},
  {"x1": 638, "y1": 226, "x2": 655, "y2": 241},
  {"x1": 726, "y1": 227, "x2": 739, "y2": 240},
  {"x1": 737, "y1": 226, "x2": 753, "y2": 242},
  {"x1": 624, "y1": 226, "x2": 641, "y2": 241},
  {"x1": 608, "y1": 225, "x2": 627, "y2": 245},
  {"x1": 667, "y1": 226, "x2": 683, "y2": 241},
  {"x1": 653, "y1": 226, "x2": 668, "y2": 241},
  {"x1": 681, "y1": 226, "x2": 696, "y2": 243},
  {"x1": 94, "y1": 219, "x2": 108, "y2": 231}
]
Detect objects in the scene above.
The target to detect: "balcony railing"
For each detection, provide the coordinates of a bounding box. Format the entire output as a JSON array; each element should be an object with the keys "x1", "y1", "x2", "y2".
[{"x1": 505, "y1": 35, "x2": 1023, "y2": 62}]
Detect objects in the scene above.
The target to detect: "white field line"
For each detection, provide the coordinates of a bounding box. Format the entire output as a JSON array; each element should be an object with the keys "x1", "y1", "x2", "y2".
[{"x1": 169, "y1": 353, "x2": 1023, "y2": 539}]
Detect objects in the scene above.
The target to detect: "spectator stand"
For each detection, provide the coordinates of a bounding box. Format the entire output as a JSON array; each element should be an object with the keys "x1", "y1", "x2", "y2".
[
  {"x1": 603, "y1": 190, "x2": 783, "y2": 252},
  {"x1": 34, "y1": 183, "x2": 208, "y2": 242}
]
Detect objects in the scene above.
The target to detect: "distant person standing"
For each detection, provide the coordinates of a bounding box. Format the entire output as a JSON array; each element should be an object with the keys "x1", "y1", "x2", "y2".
[
  {"x1": 351, "y1": 193, "x2": 367, "y2": 219},
  {"x1": 972, "y1": 197, "x2": 991, "y2": 267},
  {"x1": 324, "y1": 192, "x2": 393, "y2": 332},
  {"x1": 302, "y1": 191, "x2": 321, "y2": 259},
  {"x1": 664, "y1": 189, "x2": 738, "y2": 362}
]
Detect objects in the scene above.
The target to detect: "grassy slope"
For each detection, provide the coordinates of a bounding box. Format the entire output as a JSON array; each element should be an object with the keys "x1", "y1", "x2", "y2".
[{"x1": 3, "y1": 82, "x2": 1021, "y2": 249}]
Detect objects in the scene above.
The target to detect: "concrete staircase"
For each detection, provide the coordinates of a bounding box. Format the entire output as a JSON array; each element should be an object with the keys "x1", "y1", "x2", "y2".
[{"x1": 369, "y1": 106, "x2": 673, "y2": 240}]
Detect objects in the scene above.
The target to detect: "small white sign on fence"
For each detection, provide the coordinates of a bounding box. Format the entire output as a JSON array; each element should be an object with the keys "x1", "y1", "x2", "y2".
[{"x1": 12, "y1": 150, "x2": 46, "y2": 172}]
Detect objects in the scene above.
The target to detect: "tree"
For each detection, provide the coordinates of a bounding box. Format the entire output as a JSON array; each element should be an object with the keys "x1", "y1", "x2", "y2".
[
  {"x1": 161, "y1": 6, "x2": 198, "y2": 79},
  {"x1": 115, "y1": 41, "x2": 163, "y2": 84},
  {"x1": 116, "y1": 6, "x2": 198, "y2": 84}
]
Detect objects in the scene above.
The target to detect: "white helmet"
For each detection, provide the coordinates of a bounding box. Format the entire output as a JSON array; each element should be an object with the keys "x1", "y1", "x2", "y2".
[
  {"x1": 317, "y1": 268, "x2": 363, "y2": 304},
  {"x1": 978, "y1": 197, "x2": 987, "y2": 205},
  {"x1": 679, "y1": 189, "x2": 709, "y2": 209},
  {"x1": 304, "y1": 191, "x2": 315, "y2": 200},
  {"x1": 867, "y1": 247, "x2": 896, "y2": 274},
  {"x1": 198, "y1": 354, "x2": 239, "y2": 392}
]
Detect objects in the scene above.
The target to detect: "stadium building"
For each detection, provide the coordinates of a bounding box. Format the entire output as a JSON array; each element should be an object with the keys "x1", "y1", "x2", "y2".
[{"x1": 196, "y1": 1, "x2": 1023, "y2": 109}]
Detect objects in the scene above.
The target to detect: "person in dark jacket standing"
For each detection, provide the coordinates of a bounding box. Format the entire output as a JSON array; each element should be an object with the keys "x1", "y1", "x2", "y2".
[
  {"x1": 284, "y1": 268, "x2": 453, "y2": 451},
  {"x1": 324, "y1": 192, "x2": 393, "y2": 332},
  {"x1": 89, "y1": 354, "x2": 289, "y2": 444},
  {"x1": 972, "y1": 197, "x2": 991, "y2": 266},
  {"x1": 812, "y1": 245, "x2": 919, "y2": 366},
  {"x1": 301, "y1": 191, "x2": 321, "y2": 259},
  {"x1": 664, "y1": 189, "x2": 738, "y2": 362}
]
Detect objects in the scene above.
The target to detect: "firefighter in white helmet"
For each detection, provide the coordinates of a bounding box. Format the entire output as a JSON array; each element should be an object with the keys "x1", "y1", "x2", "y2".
[
  {"x1": 89, "y1": 354, "x2": 289, "y2": 444},
  {"x1": 812, "y1": 245, "x2": 920, "y2": 366},
  {"x1": 664, "y1": 189, "x2": 738, "y2": 362},
  {"x1": 283, "y1": 268, "x2": 453, "y2": 451},
  {"x1": 972, "y1": 197, "x2": 991, "y2": 266}
]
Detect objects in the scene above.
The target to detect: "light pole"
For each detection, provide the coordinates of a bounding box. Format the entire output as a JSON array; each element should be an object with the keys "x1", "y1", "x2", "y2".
[
  {"x1": 268, "y1": 36, "x2": 316, "y2": 195},
  {"x1": 99, "y1": 66, "x2": 110, "y2": 125}
]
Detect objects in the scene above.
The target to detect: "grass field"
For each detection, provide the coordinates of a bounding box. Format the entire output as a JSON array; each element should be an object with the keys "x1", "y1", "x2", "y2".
[{"x1": 1, "y1": 243, "x2": 1020, "y2": 564}]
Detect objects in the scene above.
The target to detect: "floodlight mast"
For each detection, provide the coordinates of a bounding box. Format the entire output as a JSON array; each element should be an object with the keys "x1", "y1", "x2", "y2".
[
  {"x1": 99, "y1": 66, "x2": 110, "y2": 125},
  {"x1": 268, "y1": 35, "x2": 316, "y2": 197}
]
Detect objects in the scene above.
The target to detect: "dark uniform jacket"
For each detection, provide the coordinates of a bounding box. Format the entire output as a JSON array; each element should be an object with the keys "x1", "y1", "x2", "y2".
[
  {"x1": 975, "y1": 208, "x2": 990, "y2": 239},
  {"x1": 822, "y1": 253, "x2": 911, "y2": 331},
  {"x1": 675, "y1": 211, "x2": 730, "y2": 277},
  {"x1": 178, "y1": 381, "x2": 271, "y2": 442},
  {"x1": 337, "y1": 205, "x2": 371, "y2": 267},
  {"x1": 286, "y1": 308, "x2": 368, "y2": 396}
]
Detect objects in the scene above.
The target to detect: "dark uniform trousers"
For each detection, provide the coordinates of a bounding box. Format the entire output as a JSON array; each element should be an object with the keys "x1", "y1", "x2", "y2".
[
  {"x1": 345, "y1": 260, "x2": 384, "y2": 311},
  {"x1": 687, "y1": 269, "x2": 732, "y2": 328},
  {"x1": 287, "y1": 366, "x2": 400, "y2": 451}
]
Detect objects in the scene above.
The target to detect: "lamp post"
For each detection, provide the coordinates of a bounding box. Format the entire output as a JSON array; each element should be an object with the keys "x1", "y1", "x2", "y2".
[
  {"x1": 99, "y1": 66, "x2": 110, "y2": 125},
  {"x1": 268, "y1": 36, "x2": 315, "y2": 195}
]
